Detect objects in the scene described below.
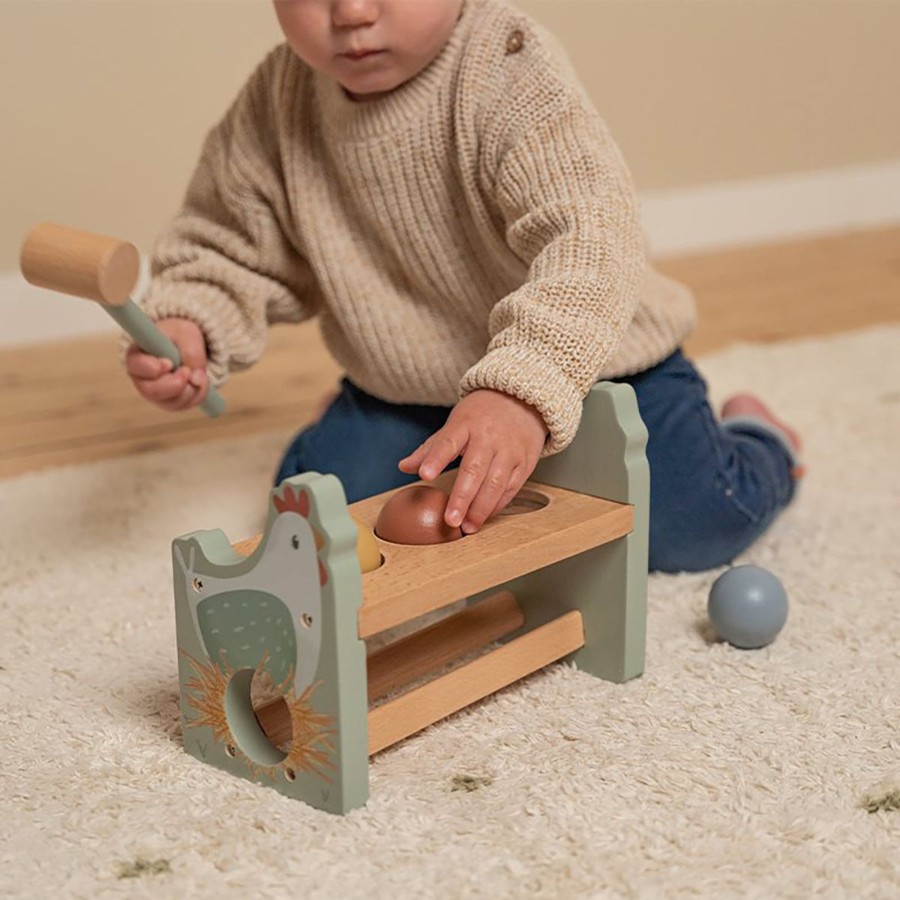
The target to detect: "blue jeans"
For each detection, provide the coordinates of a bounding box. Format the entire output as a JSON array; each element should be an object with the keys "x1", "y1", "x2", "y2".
[{"x1": 275, "y1": 351, "x2": 796, "y2": 573}]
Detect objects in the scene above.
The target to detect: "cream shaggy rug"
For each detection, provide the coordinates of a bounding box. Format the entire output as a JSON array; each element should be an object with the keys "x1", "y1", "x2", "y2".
[{"x1": 1, "y1": 326, "x2": 898, "y2": 899}]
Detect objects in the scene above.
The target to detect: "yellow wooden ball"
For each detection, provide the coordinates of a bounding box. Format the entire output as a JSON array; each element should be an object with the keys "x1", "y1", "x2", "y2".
[{"x1": 353, "y1": 516, "x2": 382, "y2": 573}]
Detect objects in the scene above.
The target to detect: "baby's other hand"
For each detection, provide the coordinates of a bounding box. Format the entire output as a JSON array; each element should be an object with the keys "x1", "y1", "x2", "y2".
[
  {"x1": 398, "y1": 389, "x2": 548, "y2": 534},
  {"x1": 124, "y1": 317, "x2": 210, "y2": 412}
]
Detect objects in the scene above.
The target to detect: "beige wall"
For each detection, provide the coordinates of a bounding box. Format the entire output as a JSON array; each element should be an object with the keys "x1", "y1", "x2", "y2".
[{"x1": 2, "y1": 0, "x2": 899, "y2": 269}]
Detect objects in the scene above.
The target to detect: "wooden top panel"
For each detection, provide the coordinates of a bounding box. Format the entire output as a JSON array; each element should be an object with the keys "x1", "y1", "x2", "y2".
[{"x1": 351, "y1": 481, "x2": 632, "y2": 638}]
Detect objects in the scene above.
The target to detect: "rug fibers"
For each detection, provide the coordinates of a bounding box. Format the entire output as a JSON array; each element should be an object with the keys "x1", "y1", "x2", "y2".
[{"x1": 1, "y1": 326, "x2": 898, "y2": 899}]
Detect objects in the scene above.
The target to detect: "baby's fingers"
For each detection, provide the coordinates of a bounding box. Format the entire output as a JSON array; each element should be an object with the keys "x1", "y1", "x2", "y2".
[
  {"x1": 132, "y1": 367, "x2": 192, "y2": 404},
  {"x1": 397, "y1": 440, "x2": 430, "y2": 475},
  {"x1": 165, "y1": 376, "x2": 206, "y2": 412},
  {"x1": 494, "y1": 474, "x2": 526, "y2": 517},
  {"x1": 445, "y1": 442, "x2": 494, "y2": 530},
  {"x1": 458, "y1": 456, "x2": 512, "y2": 534},
  {"x1": 125, "y1": 347, "x2": 174, "y2": 381},
  {"x1": 399, "y1": 426, "x2": 468, "y2": 481}
]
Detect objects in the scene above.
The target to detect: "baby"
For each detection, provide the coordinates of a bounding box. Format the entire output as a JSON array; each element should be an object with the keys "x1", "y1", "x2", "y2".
[{"x1": 126, "y1": 0, "x2": 801, "y2": 572}]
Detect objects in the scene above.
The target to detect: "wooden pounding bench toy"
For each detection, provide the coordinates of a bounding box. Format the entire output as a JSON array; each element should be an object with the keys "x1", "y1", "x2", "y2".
[
  {"x1": 19, "y1": 223, "x2": 650, "y2": 816},
  {"x1": 172, "y1": 384, "x2": 649, "y2": 814}
]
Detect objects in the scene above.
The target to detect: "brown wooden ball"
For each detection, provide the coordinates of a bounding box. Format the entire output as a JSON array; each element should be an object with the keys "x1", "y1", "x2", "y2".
[{"x1": 374, "y1": 485, "x2": 463, "y2": 545}]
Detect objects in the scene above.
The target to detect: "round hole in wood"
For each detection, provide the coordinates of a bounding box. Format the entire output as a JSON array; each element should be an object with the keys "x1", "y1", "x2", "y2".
[
  {"x1": 497, "y1": 488, "x2": 550, "y2": 516},
  {"x1": 250, "y1": 667, "x2": 294, "y2": 755}
]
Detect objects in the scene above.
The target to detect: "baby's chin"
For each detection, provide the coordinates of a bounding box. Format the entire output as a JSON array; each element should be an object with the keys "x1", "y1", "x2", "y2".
[
  {"x1": 343, "y1": 89, "x2": 391, "y2": 103},
  {"x1": 334, "y1": 55, "x2": 427, "y2": 101},
  {"x1": 340, "y1": 75, "x2": 409, "y2": 102}
]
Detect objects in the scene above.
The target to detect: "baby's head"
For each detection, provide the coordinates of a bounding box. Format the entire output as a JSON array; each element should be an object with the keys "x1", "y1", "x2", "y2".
[{"x1": 273, "y1": 0, "x2": 464, "y2": 101}]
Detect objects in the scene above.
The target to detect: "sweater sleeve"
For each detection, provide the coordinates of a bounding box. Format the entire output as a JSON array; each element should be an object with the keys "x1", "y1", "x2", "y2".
[
  {"x1": 137, "y1": 47, "x2": 316, "y2": 385},
  {"x1": 459, "y1": 61, "x2": 645, "y2": 454}
]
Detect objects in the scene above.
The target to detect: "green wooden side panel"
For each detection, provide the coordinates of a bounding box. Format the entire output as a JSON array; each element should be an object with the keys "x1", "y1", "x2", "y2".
[
  {"x1": 172, "y1": 472, "x2": 368, "y2": 814},
  {"x1": 499, "y1": 381, "x2": 649, "y2": 683}
]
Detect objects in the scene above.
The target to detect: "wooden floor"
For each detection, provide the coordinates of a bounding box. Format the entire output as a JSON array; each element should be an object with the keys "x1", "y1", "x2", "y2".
[{"x1": 2, "y1": 226, "x2": 897, "y2": 480}]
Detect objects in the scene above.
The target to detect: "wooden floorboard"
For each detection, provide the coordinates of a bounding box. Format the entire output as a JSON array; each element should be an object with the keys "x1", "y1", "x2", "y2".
[{"x1": 1, "y1": 226, "x2": 897, "y2": 480}]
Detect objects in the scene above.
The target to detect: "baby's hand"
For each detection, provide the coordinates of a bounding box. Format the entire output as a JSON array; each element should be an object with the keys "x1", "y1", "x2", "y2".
[
  {"x1": 124, "y1": 317, "x2": 210, "y2": 412},
  {"x1": 398, "y1": 389, "x2": 548, "y2": 534}
]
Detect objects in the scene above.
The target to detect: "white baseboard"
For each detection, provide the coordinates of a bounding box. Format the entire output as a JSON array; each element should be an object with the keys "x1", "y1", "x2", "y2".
[
  {"x1": 3, "y1": 160, "x2": 899, "y2": 348},
  {"x1": 641, "y1": 159, "x2": 900, "y2": 257},
  {"x1": 2, "y1": 257, "x2": 150, "y2": 348}
]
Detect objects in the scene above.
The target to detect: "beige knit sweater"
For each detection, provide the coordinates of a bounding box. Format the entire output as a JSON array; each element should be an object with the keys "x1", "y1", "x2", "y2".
[{"x1": 141, "y1": 0, "x2": 695, "y2": 453}]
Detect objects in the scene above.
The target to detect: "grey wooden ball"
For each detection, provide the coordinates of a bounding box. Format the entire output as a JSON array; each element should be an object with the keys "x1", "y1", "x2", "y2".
[{"x1": 708, "y1": 565, "x2": 788, "y2": 649}]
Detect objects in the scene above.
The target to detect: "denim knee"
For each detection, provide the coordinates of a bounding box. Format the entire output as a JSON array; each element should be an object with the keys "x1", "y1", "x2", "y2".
[
  {"x1": 648, "y1": 429, "x2": 795, "y2": 573},
  {"x1": 616, "y1": 351, "x2": 796, "y2": 573}
]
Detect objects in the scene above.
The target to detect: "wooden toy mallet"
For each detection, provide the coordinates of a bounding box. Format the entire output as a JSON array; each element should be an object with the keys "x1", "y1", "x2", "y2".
[{"x1": 20, "y1": 222, "x2": 225, "y2": 418}]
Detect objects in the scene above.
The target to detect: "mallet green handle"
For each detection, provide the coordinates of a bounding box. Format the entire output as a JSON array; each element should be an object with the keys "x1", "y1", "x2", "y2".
[{"x1": 20, "y1": 223, "x2": 225, "y2": 418}]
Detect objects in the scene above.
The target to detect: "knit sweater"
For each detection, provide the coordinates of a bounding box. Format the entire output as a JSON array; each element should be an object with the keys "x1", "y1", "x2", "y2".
[{"x1": 141, "y1": 0, "x2": 695, "y2": 453}]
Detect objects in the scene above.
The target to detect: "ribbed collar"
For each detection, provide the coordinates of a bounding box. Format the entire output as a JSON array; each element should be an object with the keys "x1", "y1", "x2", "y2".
[{"x1": 313, "y1": 0, "x2": 479, "y2": 142}]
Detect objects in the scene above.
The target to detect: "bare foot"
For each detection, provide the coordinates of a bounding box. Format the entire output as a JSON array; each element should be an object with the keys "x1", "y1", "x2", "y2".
[{"x1": 721, "y1": 393, "x2": 803, "y2": 458}]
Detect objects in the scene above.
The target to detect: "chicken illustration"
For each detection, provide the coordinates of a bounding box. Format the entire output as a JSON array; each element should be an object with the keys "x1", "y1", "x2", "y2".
[
  {"x1": 173, "y1": 474, "x2": 368, "y2": 811},
  {"x1": 174, "y1": 483, "x2": 326, "y2": 698}
]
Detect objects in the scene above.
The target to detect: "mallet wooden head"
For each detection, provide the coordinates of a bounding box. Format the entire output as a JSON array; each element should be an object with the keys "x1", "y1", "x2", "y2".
[{"x1": 20, "y1": 222, "x2": 140, "y2": 306}]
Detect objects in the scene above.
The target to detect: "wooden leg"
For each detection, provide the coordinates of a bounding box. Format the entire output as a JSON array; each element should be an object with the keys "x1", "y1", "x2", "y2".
[{"x1": 498, "y1": 382, "x2": 649, "y2": 683}]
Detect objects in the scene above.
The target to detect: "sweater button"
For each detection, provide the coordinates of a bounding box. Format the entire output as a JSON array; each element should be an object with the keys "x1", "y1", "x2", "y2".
[{"x1": 506, "y1": 28, "x2": 525, "y2": 54}]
